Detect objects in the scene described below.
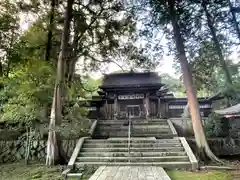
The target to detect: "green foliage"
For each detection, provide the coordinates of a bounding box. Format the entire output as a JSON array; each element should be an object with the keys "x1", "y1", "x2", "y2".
[
  {"x1": 204, "y1": 113, "x2": 230, "y2": 137},
  {"x1": 80, "y1": 76, "x2": 102, "y2": 97},
  {"x1": 0, "y1": 60, "x2": 55, "y2": 125},
  {"x1": 161, "y1": 73, "x2": 185, "y2": 97},
  {"x1": 62, "y1": 104, "x2": 90, "y2": 138}
]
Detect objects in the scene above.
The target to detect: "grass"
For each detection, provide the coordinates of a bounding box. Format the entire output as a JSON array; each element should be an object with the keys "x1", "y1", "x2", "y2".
[
  {"x1": 0, "y1": 163, "x2": 233, "y2": 180},
  {"x1": 0, "y1": 162, "x2": 94, "y2": 180},
  {"x1": 0, "y1": 163, "x2": 63, "y2": 180},
  {"x1": 167, "y1": 170, "x2": 232, "y2": 180}
]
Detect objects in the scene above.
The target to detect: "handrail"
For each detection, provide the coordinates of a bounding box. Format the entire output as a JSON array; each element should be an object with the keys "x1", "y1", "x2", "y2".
[
  {"x1": 128, "y1": 116, "x2": 132, "y2": 162},
  {"x1": 88, "y1": 120, "x2": 98, "y2": 136},
  {"x1": 67, "y1": 136, "x2": 90, "y2": 169},
  {"x1": 179, "y1": 137, "x2": 198, "y2": 170}
]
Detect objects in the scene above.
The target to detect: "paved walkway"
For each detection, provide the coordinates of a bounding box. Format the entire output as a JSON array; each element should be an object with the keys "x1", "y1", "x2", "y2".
[{"x1": 88, "y1": 166, "x2": 171, "y2": 180}]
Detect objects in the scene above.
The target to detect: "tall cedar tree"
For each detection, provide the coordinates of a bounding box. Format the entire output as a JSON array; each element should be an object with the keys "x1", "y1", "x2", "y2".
[
  {"x1": 142, "y1": 0, "x2": 220, "y2": 161},
  {"x1": 201, "y1": 0, "x2": 232, "y2": 86},
  {"x1": 45, "y1": 0, "x2": 56, "y2": 61},
  {"x1": 46, "y1": 0, "x2": 73, "y2": 166},
  {"x1": 227, "y1": 0, "x2": 240, "y2": 42},
  {"x1": 167, "y1": 0, "x2": 220, "y2": 162}
]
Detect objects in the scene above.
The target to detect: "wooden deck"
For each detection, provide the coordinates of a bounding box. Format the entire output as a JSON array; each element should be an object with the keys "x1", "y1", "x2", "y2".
[{"x1": 88, "y1": 166, "x2": 171, "y2": 180}]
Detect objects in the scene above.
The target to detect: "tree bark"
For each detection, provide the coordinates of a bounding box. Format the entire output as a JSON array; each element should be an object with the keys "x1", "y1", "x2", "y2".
[
  {"x1": 46, "y1": 0, "x2": 74, "y2": 166},
  {"x1": 167, "y1": 0, "x2": 220, "y2": 162},
  {"x1": 227, "y1": 0, "x2": 240, "y2": 42},
  {"x1": 182, "y1": 102, "x2": 190, "y2": 118},
  {"x1": 45, "y1": 0, "x2": 56, "y2": 61},
  {"x1": 202, "y1": 1, "x2": 232, "y2": 86}
]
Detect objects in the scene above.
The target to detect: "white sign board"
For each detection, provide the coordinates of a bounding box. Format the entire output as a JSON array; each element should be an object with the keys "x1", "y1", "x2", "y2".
[{"x1": 118, "y1": 94, "x2": 144, "y2": 100}]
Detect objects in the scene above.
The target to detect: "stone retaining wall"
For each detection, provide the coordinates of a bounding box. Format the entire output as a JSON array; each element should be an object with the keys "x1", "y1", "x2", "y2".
[
  {"x1": 187, "y1": 138, "x2": 240, "y2": 156},
  {"x1": 0, "y1": 139, "x2": 77, "y2": 164}
]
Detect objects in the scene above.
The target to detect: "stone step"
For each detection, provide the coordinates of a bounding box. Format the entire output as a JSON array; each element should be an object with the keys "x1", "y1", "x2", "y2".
[
  {"x1": 96, "y1": 126, "x2": 170, "y2": 130},
  {"x1": 98, "y1": 119, "x2": 168, "y2": 122},
  {"x1": 96, "y1": 127, "x2": 171, "y2": 132},
  {"x1": 76, "y1": 156, "x2": 189, "y2": 162},
  {"x1": 95, "y1": 130, "x2": 172, "y2": 134},
  {"x1": 81, "y1": 147, "x2": 185, "y2": 152},
  {"x1": 79, "y1": 151, "x2": 187, "y2": 157},
  {"x1": 66, "y1": 173, "x2": 82, "y2": 178},
  {"x1": 95, "y1": 130, "x2": 172, "y2": 135},
  {"x1": 94, "y1": 133, "x2": 175, "y2": 138},
  {"x1": 84, "y1": 138, "x2": 180, "y2": 143},
  {"x1": 97, "y1": 121, "x2": 168, "y2": 125},
  {"x1": 97, "y1": 124, "x2": 170, "y2": 127},
  {"x1": 82, "y1": 143, "x2": 182, "y2": 148},
  {"x1": 75, "y1": 161, "x2": 192, "y2": 168}
]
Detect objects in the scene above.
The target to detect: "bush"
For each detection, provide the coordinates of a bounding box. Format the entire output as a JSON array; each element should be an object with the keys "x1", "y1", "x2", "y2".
[{"x1": 204, "y1": 113, "x2": 228, "y2": 137}]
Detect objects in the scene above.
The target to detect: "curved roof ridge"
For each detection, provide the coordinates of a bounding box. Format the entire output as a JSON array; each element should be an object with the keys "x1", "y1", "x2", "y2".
[{"x1": 100, "y1": 71, "x2": 163, "y2": 89}]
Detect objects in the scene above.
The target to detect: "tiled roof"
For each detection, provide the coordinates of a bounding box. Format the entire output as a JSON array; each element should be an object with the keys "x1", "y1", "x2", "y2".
[
  {"x1": 100, "y1": 71, "x2": 163, "y2": 89},
  {"x1": 215, "y1": 103, "x2": 240, "y2": 115}
]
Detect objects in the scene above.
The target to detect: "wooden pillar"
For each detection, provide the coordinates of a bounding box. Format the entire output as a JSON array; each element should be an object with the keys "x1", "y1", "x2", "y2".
[
  {"x1": 114, "y1": 94, "x2": 118, "y2": 120},
  {"x1": 97, "y1": 106, "x2": 100, "y2": 120},
  {"x1": 144, "y1": 93, "x2": 150, "y2": 119},
  {"x1": 158, "y1": 97, "x2": 162, "y2": 118},
  {"x1": 105, "y1": 100, "x2": 109, "y2": 120},
  {"x1": 166, "y1": 102, "x2": 169, "y2": 118}
]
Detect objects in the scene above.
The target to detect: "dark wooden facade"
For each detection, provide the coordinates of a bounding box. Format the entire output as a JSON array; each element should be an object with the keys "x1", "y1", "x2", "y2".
[{"x1": 85, "y1": 71, "x2": 213, "y2": 119}]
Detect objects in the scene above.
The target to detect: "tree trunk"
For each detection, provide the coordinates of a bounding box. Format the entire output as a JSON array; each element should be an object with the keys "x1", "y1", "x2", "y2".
[
  {"x1": 0, "y1": 62, "x2": 3, "y2": 77},
  {"x1": 182, "y1": 102, "x2": 189, "y2": 118},
  {"x1": 168, "y1": 0, "x2": 220, "y2": 162},
  {"x1": 202, "y1": 1, "x2": 232, "y2": 86},
  {"x1": 45, "y1": 0, "x2": 56, "y2": 61},
  {"x1": 228, "y1": 0, "x2": 240, "y2": 42},
  {"x1": 25, "y1": 127, "x2": 31, "y2": 164},
  {"x1": 46, "y1": 0, "x2": 73, "y2": 166}
]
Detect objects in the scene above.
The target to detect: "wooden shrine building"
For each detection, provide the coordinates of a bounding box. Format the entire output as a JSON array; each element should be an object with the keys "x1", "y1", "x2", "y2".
[{"x1": 85, "y1": 71, "x2": 214, "y2": 119}]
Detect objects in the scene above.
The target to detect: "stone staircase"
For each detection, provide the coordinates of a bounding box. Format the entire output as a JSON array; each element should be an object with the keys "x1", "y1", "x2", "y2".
[
  {"x1": 93, "y1": 119, "x2": 176, "y2": 138},
  {"x1": 63, "y1": 119, "x2": 198, "y2": 179},
  {"x1": 75, "y1": 138, "x2": 192, "y2": 168}
]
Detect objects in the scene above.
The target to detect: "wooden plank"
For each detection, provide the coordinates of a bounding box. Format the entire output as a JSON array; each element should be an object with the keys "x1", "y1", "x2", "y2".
[
  {"x1": 68, "y1": 136, "x2": 90, "y2": 168},
  {"x1": 138, "y1": 166, "x2": 146, "y2": 180},
  {"x1": 88, "y1": 166, "x2": 172, "y2": 180},
  {"x1": 145, "y1": 166, "x2": 154, "y2": 176},
  {"x1": 151, "y1": 166, "x2": 163, "y2": 180},
  {"x1": 92, "y1": 166, "x2": 106, "y2": 176},
  {"x1": 120, "y1": 166, "x2": 130, "y2": 180},
  {"x1": 130, "y1": 166, "x2": 138, "y2": 180},
  {"x1": 89, "y1": 166, "x2": 106, "y2": 180},
  {"x1": 98, "y1": 166, "x2": 113, "y2": 180},
  {"x1": 157, "y1": 167, "x2": 171, "y2": 180},
  {"x1": 113, "y1": 166, "x2": 125, "y2": 180}
]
